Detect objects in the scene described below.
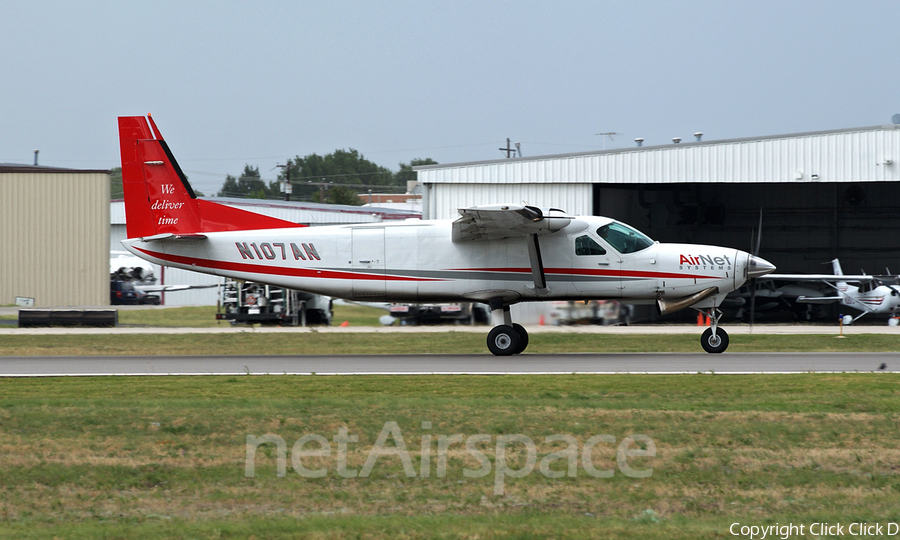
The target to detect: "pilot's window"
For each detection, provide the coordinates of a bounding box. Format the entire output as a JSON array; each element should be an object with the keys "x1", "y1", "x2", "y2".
[
  {"x1": 597, "y1": 222, "x2": 654, "y2": 254},
  {"x1": 576, "y1": 235, "x2": 606, "y2": 256}
]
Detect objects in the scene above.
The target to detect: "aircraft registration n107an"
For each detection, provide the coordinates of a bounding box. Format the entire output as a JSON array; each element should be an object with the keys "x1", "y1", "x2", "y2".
[{"x1": 118, "y1": 115, "x2": 776, "y2": 354}]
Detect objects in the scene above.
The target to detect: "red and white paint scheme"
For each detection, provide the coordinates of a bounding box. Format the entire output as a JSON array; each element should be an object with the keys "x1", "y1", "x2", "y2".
[
  {"x1": 118, "y1": 115, "x2": 776, "y2": 354},
  {"x1": 771, "y1": 259, "x2": 900, "y2": 323}
]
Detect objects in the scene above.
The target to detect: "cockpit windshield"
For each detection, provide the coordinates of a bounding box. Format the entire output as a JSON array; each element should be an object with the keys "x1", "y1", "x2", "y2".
[{"x1": 597, "y1": 222, "x2": 655, "y2": 254}]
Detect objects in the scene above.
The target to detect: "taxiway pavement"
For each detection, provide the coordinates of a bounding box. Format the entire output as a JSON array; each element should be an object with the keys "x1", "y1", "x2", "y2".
[{"x1": 1, "y1": 352, "x2": 897, "y2": 377}]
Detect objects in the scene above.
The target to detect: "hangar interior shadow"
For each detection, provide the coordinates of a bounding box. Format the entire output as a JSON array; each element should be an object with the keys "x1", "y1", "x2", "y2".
[
  {"x1": 594, "y1": 182, "x2": 900, "y2": 274},
  {"x1": 593, "y1": 182, "x2": 900, "y2": 321}
]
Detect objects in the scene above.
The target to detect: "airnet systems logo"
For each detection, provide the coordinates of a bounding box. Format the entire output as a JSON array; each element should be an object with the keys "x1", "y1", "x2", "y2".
[{"x1": 245, "y1": 421, "x2": 655, "y2": 495}]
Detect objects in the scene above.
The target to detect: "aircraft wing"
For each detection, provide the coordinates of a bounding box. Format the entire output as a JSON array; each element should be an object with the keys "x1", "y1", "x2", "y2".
[
  {"x1": 795, "y1": 295, "x2": 843, "y2": 304},
  {"x1": 766, "y1": 273, "x2": 875, "y2": 282},
  {"x1": 452, "y1": 204, "x2": 573, "y2": 241},
  {"x1": 135, "y1": 284, "x2": 219, "y2": 293}
]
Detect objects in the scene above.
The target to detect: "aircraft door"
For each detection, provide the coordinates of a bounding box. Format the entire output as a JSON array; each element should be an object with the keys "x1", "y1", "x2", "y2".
[
  {"x1": 618, "y1": 253, "x2": 660, "y2": 299},
  {"x1": 572, "y1": 234, "x2": 621, "y2": 297},
  {"x1": 351, "y1": 227, "x2": 386, "y2": 299}
]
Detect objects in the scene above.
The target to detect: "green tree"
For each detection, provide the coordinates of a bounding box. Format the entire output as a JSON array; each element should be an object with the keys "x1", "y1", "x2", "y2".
[
  {"x1": 110, "y1": 167, "x2": 123, "y2": 199},
  {"x1": 217, "y1": 165, "x2": 272, "y2": 199},
  {"x1": 395, "y1": 158, "x2": 438, "y2": 184},
  {"x1": 317, "y1": 185, "x2": 365, "y2": 205},
  {"x1": 281, "y1": 149, "x2": 401, "y2": 204},
  {"x1": 217, "y1": 151, "x2": 436, "y2": 205}
]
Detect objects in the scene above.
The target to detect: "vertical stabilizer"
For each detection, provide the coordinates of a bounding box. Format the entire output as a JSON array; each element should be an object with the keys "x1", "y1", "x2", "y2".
[
  {"x1": 831, "y1": 258, "x2": 848, "y2": 288},
  {"x1": 118, "y1": 115, "x2": 302, "y2": 239},
  {"x1": 118, "y1": 115, "x2": 202, "y2": 238}
]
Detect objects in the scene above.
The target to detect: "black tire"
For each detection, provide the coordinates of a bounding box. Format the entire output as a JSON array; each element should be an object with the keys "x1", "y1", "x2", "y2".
[
  {"x1": 487, "y1": 325, "x2": 520, "y2": 356},
  {"x1": 512, "y1": 323, "x2": 529, "y2": 355},
  {"x1": 701, "y1": 327, "x2": 729, "y2": 354}
]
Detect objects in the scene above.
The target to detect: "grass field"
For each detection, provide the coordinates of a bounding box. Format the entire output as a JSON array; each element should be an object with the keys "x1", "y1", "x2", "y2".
[
  {"x1": 1, "y1": 374, "x2": 900, "y2": 539},
  {"x1": 3, "y1": 305, "x2": 900, "y2": 538}
]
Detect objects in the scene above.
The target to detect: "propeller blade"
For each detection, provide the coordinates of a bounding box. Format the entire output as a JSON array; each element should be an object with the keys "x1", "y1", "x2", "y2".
[
  {"x1": 749, "y1": 208, "x2": 763, "y2": 329},
  {"x1": 753, "y1": 208, "x2": 762, "y2": 256},
  {"x1": 749, "y1": 278, "x2": 757, "y2": 327}
]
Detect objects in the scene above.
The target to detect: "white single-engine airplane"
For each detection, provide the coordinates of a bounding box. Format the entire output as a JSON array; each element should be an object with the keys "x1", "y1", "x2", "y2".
[
  {"x1": 770, "y1": 259, "x2": 900, "y2": 322},
  {"x1": 118, "y1": 115, "x2": 776, "y2": 354}
]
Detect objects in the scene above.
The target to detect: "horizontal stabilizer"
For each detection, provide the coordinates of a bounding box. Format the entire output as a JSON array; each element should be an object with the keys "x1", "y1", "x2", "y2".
[{"x1": 140, "y1": 233, "x2": 208, "y2": 242}]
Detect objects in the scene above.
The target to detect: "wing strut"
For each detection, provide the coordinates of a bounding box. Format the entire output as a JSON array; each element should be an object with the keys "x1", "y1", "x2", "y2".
[{"x1": 526, "y1": 233, "x2": 550, "y2": 295}]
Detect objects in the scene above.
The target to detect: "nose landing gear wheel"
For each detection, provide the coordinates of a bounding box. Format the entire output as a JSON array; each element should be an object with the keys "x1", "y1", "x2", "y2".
[
  {"x1": 701, "y1": 327, "x2": 729, "y2": 354},
  {"x1": 487, "y1": 325, "x2": 521, "y2": 356}
]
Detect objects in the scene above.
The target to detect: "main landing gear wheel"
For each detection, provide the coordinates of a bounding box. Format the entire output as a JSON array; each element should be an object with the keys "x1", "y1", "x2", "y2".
[
  {"x1": 511, "y1": 323, "x2": 529, "y2": 355},
  {"x1": 701, "y1": 327, "x2": 729, "y2": 354},
  {"x1": 487, "y1": 325, "x2": 522, "y2": 356}
]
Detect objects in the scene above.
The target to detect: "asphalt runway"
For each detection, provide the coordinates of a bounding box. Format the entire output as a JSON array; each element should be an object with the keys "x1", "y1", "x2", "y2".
[{"x1": 1, "y1": 352, "x2": 897, "y2": 376}]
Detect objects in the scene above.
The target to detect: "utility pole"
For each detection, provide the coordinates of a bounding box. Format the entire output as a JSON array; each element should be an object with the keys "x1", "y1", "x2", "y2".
[
  {"x1": 499, "y1": 138, "x2": 516, "y2": 158},
  {"x1": 275, "y1": 160, "x2": 293, "y2": 201}
]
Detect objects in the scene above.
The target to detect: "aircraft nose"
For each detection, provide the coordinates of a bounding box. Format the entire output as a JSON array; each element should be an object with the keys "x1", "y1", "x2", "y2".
[{"x1": 747, "y1": 255, "x2": 776, "y2": 278}]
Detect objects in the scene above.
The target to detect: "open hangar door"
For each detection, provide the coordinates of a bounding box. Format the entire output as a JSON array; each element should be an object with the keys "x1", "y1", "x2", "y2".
[{"x1": 593, "y1": 181, "x2": 900, "y2": 321}]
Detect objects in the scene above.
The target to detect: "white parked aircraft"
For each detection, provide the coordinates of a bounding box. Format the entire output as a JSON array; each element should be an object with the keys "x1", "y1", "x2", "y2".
[
  {"x1": 771, "y1": 259, "x2": 900, "y2": 322},
  {"x1": 111, "y1": 251, "x2": 218, "y2": 294},
  {"x1": 118, "y1": 115, "x2": 776, "y2": 354}
]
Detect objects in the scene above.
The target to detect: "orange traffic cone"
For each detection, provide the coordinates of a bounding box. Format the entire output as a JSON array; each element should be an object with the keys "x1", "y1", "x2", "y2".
[
  {"x1": 539, "y1": 314, "x2": 545, "y2": 326},
  {"x1": 339, "y1": 321, "x2": 349, "y2": 327},
  {"x1": 705, "y1": 315, "x2": 711, "y2": 326},
  {"x1": 697, "y1": 313, "x2": 704, "y2": 326}
]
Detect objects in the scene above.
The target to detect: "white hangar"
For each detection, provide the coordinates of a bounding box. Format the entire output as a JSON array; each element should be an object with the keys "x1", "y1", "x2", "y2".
[{"x1": 416, "y1": 124, "x2": 900, "y2": 276}]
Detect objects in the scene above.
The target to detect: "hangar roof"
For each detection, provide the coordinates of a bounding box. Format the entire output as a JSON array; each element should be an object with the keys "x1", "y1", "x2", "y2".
[
  {"x1": 414, "y1": 124, "x2": 900, "y2": 185},
  {"x1": 0, "y1": 163, "x2": 110, "y2": 174}
]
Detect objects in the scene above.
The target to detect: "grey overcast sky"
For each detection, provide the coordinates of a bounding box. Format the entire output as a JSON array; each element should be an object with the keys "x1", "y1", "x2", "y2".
[{"x1": 3, "y1": 1, "x2": 899, "y2": 195}]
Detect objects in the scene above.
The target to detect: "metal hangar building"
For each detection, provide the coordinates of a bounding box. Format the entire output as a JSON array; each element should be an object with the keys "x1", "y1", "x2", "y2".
[
  {"x1": 0, "y1": 164, "x2": 110, "y2": 307},
  {"x1": 415, "y1": 124, "x2": 900, "y2": 276}
]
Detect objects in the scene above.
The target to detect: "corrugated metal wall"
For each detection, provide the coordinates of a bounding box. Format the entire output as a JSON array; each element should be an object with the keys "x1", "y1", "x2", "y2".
[
  {"x1": 424, "y1": 183, "x2": 592, "y2": 220},
  {"x1": 417, "y1": 125, "x2": 900, "y2": 192},
  {"x1": 1, "y1": 170, "x2": 109, "y2": 306}
]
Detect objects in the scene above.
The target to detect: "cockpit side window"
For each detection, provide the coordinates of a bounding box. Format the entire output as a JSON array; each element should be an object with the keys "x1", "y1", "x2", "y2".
[
  {"x1": 575, "y1": 235, "x2": 606, "y2": 256},
  {"x1": 597, "y1": 222, "x2": 654, "y2": 254}
]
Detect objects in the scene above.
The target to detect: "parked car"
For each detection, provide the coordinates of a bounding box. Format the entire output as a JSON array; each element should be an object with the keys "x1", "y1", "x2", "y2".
[{"x1": 110, "y1": 280, "x2": 139, "y2": 305}]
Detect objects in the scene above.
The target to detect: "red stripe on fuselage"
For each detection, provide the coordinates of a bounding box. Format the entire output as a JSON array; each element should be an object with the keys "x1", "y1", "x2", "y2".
[
  {"x1": 136, "y1": 247, "x2": 723, "y2": 283},
  {"x1": 133, "y1": 247, "x2": 443, "y2": 282},
  {"x1": 452, "y1": 267, "x2": 720, "y2": 280}
]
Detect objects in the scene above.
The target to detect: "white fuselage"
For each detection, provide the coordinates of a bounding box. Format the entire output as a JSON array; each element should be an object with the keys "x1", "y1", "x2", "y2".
[
  {"x1": 837, "y1": 282, "x2": 900, "y2": 315},
  {"x1": 122, "y1": 217, "x2": 754, "y2": 307}
]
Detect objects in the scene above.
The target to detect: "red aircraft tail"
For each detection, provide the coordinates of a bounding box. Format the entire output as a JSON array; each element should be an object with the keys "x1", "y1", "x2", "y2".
[{"x1": 118, "y1": 115, "x2": 301, "y2": 239}]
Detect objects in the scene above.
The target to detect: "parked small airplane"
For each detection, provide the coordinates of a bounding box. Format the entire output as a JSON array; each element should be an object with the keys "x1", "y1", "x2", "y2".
[
  {"x1": 117, "y1": 115, "x2": 776, "y2": 354},
  {"x1": 111, "y1": 251, "x2": 218, "y2": 293},
  {"x1": 770, "y1": 259, "x2": 900, "y2": 322},
  {"x1": 724, "y1": 279, "x2": 832, "y2": 321}
]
